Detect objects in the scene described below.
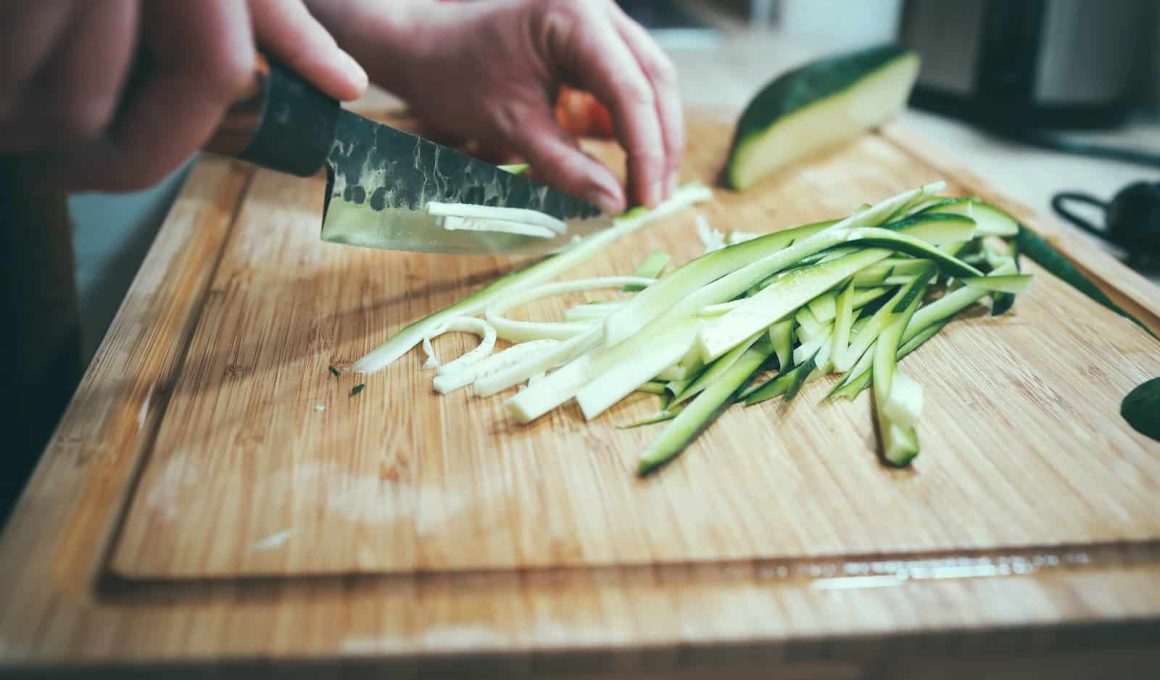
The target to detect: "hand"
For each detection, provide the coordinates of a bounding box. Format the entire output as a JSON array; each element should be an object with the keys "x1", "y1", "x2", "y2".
[
  {"x1": 0, "y1": 0, "x2": 368, "y2": 192},
  {"x1": 317, "y1": 0, "x2": 684, "y2": 214}
]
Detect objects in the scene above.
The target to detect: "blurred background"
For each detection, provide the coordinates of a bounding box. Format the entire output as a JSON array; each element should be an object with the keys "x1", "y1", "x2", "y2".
[{"x1": 4, "y1": 0, "x2": 1159, "y2": 519}]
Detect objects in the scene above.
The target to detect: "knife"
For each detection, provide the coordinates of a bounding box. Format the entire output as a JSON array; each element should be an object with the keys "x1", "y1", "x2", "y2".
[{"x1": 205, "y1": 55, "x2": 611, "y2": 255}]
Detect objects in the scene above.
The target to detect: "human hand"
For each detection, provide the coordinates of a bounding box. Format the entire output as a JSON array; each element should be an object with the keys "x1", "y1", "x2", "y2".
[
  {"x1": 0, "y1": 0, "x2": 368, "y2": 191},
  {"x1": 320, "y1": 0, "x2": 683, "y2": 214}
]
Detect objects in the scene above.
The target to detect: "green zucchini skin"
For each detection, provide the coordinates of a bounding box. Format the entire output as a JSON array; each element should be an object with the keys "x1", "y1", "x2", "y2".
[
  {"x1": 1121, "y1": 377, "x2": 1160, "y2": 441},
  {"x1": 727, "y1": 45, "x2": 919, "y2": 190}
]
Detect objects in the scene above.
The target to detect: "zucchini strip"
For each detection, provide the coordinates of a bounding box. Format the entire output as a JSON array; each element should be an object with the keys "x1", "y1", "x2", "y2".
[
  {"x1": 507, "y1": 317, "x2": 699, "y2": 423},
  {"x1": 830, "y1": 281, "x2": 856, "y2": 371},
  {"x1": 873, "y1": 278, "x2": 930, "y2": 466},
  {"x1": 624, "y1": 250, "x2": 670, "y2": 291},
  {"x1": 828, "y1": 319, "x2": 950, "y2": 400},
  {"x1": 670, "y1": 333, "x2": 763, "y2": 406},
  {"x1": 437, "y1": 215, "x2": 557, "y2": 239},
  {"x1": 604, "y1": 182, "x2": 944, "y2": 348},
  {"x1": 474, "y1": 328, "x2": 601, "y2": 397},
  {"x1": 698, "y1": 248, "x2": 891, "y2": 361},
  {"x1": 429, "y1": 317, "x2": 498, "y2": 374},
  {"x1": 426, "y1": 202, "x2": 567, "y2": 234},
  {"x1": 433, "y1": 339, "x2": 556, "y2": 394},
  {"x1": 638, "y1": 343, "x2": 773, "y2": 475},
  {"x1": 484, "y1": 276, "x2": 655, "y2": 342},
  {"x1": 351, "y1": 182, "x2": 711, "y2": 374}
]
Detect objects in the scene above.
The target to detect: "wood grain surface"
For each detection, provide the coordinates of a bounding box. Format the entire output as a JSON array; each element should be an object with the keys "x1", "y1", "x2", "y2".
[
  {"x1": 1, "y1": 114, "x2": 1159, "y2": 676},
  {"x1": 109, "y1": 119, "x2": 1160, "y2": 580}
]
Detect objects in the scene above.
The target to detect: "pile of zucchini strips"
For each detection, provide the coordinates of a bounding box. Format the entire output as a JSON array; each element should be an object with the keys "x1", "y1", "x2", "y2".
[{"x1": 351, "y1": 181, "x2": 1031, "y2": 475}]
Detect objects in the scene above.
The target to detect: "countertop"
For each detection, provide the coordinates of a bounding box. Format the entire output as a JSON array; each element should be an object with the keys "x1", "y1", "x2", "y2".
[{"x1": 656, "y1": 26, "x2": 1160, "y2": 282}]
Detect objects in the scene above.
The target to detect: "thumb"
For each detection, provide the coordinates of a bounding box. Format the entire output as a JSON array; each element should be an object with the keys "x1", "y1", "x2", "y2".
[{"x1": 248, "y1": 0, "x2": 367, "y2": 101}]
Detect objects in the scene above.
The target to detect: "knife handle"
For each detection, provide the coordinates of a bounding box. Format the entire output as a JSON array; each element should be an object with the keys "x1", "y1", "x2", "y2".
[{"x1": 204, "y1": 54, "x2": 340, "y2": 177}]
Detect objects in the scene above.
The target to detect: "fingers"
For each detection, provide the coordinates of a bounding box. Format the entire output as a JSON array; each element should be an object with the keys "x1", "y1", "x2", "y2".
[
  {"x1": 611, "y1": 6, "x2": 684, "y2": 197},
  {"x1": 248, "y1": 0, "x2": 367, "y2": 102},
  {"x1": 46, "y1": 0, "x2": 257, "y2": 191},
  {"x1": 0, "y1": 0, "x2": 117, "y2": 150},
  {"x1": 554, "y1": 3, "x2": 667, "y2": 208},
  {"x1": 498, "y1": 99, "x2": 626, "y2": 214},
  {"x1": 37, "y1": 0, "x2": 138, "y2": 143},
  {"x1": 0, "y1": 0, "x2": 74, "y2": 118}
]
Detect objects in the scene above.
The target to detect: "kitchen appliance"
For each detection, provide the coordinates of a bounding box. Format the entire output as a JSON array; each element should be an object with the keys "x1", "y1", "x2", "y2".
[
  {"x1": 1053, "y1": 181, "x2": 1160, "y2": 265},
  {"x1": 900, "y1": 0, "x2": 1154, "y2": 129}
]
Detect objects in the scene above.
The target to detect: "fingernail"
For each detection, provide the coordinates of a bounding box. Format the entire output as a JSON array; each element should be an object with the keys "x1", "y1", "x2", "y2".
[
  {"x1": 650, "y1": 180, "x2": 664, "y2": 207},
  {"x1": 589, "y1": 185, "x2": 624, "y2": 214},
  {"x1": 667, "y1": 171, "x2": 678, "y2": 196},
  {"x1": 340, "y1": 50, "x2": 369, "y2": 93}
]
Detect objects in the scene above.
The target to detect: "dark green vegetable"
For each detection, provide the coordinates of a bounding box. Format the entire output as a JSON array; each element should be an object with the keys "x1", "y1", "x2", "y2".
[
  {"x1": 1016, "y1": 225, "x2": 1153, "y2": 336},
  {"x1": 350, "y1": 383, "x2": 366, "y2": 396},
  {"x1": 1121, "y1": 377, "x2": 1160, "y2": 440},
  {"x1": 744, "y1": 351, "x2": 818, "y2": 405},
  {"x1": 727, "y1": 45, "x2": 919, "y2": 190},
  {"x1": 328, "y1": 365, "x2": 341, "y2": 378}
]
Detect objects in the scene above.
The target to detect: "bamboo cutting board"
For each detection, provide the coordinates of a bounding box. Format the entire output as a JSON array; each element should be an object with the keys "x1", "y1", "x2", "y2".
[
  {"x1": 3, "y1": 111, "x2": 1160, "y2": 675},
  {"x1": 106, "y1": 116, "x2": 1160, "y2": 580}
]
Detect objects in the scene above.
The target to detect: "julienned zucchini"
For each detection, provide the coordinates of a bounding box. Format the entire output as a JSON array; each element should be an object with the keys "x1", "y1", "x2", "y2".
[
  {"x1": 726, "y1": 45, "x2": 920, "y2": 190},
  {"x1": 351, "y1": 180, "x2": 1029, "y2": 477}
]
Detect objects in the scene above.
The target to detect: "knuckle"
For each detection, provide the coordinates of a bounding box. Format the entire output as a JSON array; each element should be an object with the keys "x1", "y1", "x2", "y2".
[
  {"x1": 537, "y1": 0, "x2": 585, "y2": 33},
  {"x1": 625, "y1": 145, "x2": 663, "y2": 164},
  {"x1": 614, "y1": 79, "x2": 654, "y2": 111},
  {"x1": 45, "y1": 102, "x2": 110, "y2": 143},
  {"x1": 650, "y1": 57, "x2": 678, "y2": 87},
  {"x1": 203, "y1": 51, "x2": 255, "y2": 102}
]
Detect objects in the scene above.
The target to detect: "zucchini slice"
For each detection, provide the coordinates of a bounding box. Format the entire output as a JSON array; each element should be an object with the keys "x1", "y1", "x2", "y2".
[
  {"x1": 638, "y1": 343, "x2": 773, "y2": 475},
  {"x1": 726, "y1": 45, "x2": 920, "y2": 190}
]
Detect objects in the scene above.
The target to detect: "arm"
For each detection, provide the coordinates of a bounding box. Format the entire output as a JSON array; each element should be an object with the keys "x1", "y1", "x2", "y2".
[{"x1": 307, "y1": 0, "x2": 684, "y2": 213}]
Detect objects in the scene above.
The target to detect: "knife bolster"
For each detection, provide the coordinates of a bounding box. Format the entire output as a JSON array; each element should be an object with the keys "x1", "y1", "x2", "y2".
[{"x1": 206, "y1": 55, "x2": 340, "y2": 177}]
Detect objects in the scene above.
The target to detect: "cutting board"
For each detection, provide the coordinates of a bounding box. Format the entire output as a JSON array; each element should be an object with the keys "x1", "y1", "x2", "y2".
[
  {"x1": 3, "y1": 111, "x2": 1160, "y2": 675},
  {"x1": 105, "y1": 115, "x2": 1160, "y2": 580}
]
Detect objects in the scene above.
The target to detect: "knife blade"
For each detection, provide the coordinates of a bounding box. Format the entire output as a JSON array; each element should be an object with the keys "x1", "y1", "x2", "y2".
[
  {"x1": 205, "y1": 55, "x2": 611, "y2": 255},
  {"x1": 320, "y1": 110, "x2": 611, "y2": 255}
]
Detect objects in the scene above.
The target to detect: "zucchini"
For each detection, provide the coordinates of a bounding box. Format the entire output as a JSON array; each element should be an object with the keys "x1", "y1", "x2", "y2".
[
  {"x1": 1121, "y1": 377, "x2": 1160, "y2": 441},
  {"x1": 352, "y1": 182, "x2": 712, "y2": 373},
  {"x1": 603, "y1": 183, "x2": 944, "y2": 347},
  {"x1": 670, "y1": 333, "x2": 763, "y2": 406},
  {"x1": 357, "y1": 180, "x2": 1033, "y2": 476},
  {"x1": 920, "y1": 197, "x2": 1019, "y2": 237},
  {"x1": 744, "y1": 351, "x2": 818, "y2": 405},
  {"x1": 872, "y1": 275, "x2": 932, "y2": 466},
  {"x1": 726, "y1": 45, "x2": 920, "y2": 190},
  {"x1": 623, "y1": 250, "x2": 670, "y2": 291},
  {"x1": 638, "y1": 343, "x2": 773, "y2": 475}
]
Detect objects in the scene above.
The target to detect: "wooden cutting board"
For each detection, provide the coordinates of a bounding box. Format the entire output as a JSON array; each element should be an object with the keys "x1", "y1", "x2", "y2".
[
  {"x1": 2, "y1": 111, "x2": 1159, "y2": 675},
  {"x1": 104, "y1": 116, "x2": 1160, "y2": 580}
]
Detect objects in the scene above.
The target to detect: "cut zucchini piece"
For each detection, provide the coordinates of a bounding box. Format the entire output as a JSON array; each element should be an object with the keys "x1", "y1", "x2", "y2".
[
  {"x1": 698, "y1": 248, "x2": 891, "y2": 361},
  {"x1": 727, "y1": 45, "x2": 920, "y2": 190},
  {"x1": 623, "y1": 250, "x2": 670, "y2": 291},
  {"x1": 921, "y1": 197, "x2": 1019, "y2": 237},
  {"x1": 638, "y1": 343, "x2": 773, "y2": 475},
  {"x1": 872, "y1": 279, "x2": 929, "y2": 466},
  {"x1": 670, "y1": 333, "x2": 763, "y2": 406},
  {"x1": 352, "y1": 182, "x2": 711, "y2": 373},
  {"x1": 961, "y1": 274, "x2": 1034, "y2": 295}
]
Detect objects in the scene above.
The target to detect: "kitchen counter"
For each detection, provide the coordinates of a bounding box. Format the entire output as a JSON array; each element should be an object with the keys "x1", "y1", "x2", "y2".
[{"x1": 658, "y1": 27, "x2": 1160, "y2": 282}]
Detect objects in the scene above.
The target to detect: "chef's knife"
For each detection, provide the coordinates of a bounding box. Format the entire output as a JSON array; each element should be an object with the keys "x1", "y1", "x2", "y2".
[{"x1": 205, "y1": 55, "x2": 611, "y2": 255}]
